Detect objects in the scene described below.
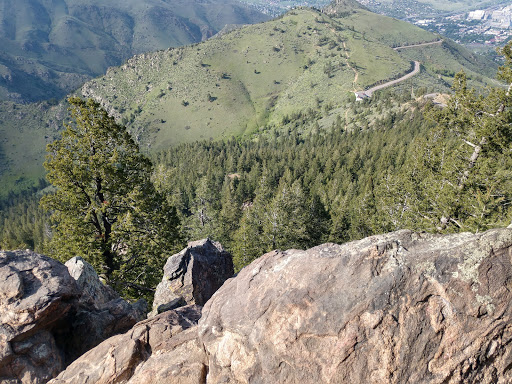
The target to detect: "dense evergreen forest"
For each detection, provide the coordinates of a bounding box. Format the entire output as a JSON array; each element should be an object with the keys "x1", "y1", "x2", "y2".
[
  {"x1": 152, "y1": 96, "x2": 431, "y2": 269},
  {"x1": 2, "y1": 61, "x2": 512, "y2": 288},
  {"x1": 1, "y1": 94, "x2": 507, "y2": 273},
  {"x1": 1, "y1": 91, "x2": 422, "y2": 265}
]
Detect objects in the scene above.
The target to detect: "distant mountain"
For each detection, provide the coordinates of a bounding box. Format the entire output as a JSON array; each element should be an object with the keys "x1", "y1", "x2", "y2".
[
  {"x1": 0, "y1": 3, "x2": 499, "y2": 197},
  {"x1": 0, "y1": 0, "x2": 269, "y2": 103}
]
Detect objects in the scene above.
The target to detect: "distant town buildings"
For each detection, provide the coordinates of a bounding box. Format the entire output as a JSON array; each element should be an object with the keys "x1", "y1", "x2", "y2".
[
  {"x1": 358, "y1": 0, "x2": 512, "y2": 49},
  {"x1": 467, "y1": 5, "x2": 512, "y2": 28},
  {"x1": 490, "y1": 6, "x2": 512, "y2": 29},
  {"x1": 468, "y1": 10, "x2": 486, "y2": 21},
  {"x1": 411, "y1": 4, "x2": 512, "y2": 47}
]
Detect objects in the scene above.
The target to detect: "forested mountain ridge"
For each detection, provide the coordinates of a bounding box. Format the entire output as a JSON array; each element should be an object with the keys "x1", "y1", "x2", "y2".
[
  {"x1": 0, "y1": 3, "x2": 499, "y2": 198},
  {"x1": 0, "y1": 0, "x2": 269, "y2": 103},
  {"x1": 4, "y1": 86, "x2": 512, "y2": 270},
  {"x1": 1, "y1": 1, "x2": 510, "y2": 262}
]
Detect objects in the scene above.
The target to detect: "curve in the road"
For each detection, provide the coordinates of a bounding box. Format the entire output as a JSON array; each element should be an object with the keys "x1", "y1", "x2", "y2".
[
  {"x1": 355, "y1": 61, "x2": 421, "y2": 99},
  {"x1": 365, "y1": 61, "x2": 421, "y2": 96}
]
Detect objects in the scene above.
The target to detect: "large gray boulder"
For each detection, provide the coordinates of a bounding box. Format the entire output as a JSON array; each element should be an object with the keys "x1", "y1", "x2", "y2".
[
  {"x1": 62, "y1": 257, "x2": 146, "y2": 360},
  {"x1": 0, "y1": 251, "x2": 145, "y2": 384},
  {"x1": 0, "y1": 250, "x2": 78, "y2": 383},
  {"x1": 12, "y1": 229, "x2": 512, "y2": 383},
  {"x1": 150, "y1": 238, "x2": 234, "y2": 317},
  {"x1": 65, "y1": 257, "x2": 119, "y2": 306}
]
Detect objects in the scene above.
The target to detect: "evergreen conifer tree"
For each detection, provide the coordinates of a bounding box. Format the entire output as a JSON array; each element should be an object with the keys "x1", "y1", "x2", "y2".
[{"x1": 41, "y1": 97, "x2": 181, "y2": 299}]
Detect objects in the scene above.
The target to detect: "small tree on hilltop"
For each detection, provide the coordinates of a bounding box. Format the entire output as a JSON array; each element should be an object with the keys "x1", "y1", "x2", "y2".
[{"x1": 41, "y1": 97, "x2": 182, "y2": 299}]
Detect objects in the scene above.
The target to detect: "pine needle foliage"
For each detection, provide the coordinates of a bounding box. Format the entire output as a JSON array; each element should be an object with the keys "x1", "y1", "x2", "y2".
[
  {"x1": 390, "y1": 42, "x2": 512, "y2": 232},
  {"x1": 41, "y1": 97, "x2": 182, "y2": 299}
]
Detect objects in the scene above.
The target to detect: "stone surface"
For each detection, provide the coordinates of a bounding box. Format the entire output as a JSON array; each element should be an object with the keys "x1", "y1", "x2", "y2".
[
  {"x1": 61, "y1": 256, "x2": 146, "y2": 361},
  {"x1": 154, "y1": 296, "x2": 187, "y2": 315},
  {"x1": 8, "y1": 229, "x2": 512, "y2": 383},
  {"x1": 150, "y1": 238, "x2": 233, "y2": 317},
  {"x1": 0, "y1": 250, "x2": 78, "y2": 384},
  {"x1": 49, "y1": 305, "x2": 205, "y2": 384},
  {"x1": 65, "y1": 257, "x2": 118, "y2": 306},
  {"x1": 0, "y1": 250, "x2": 145, "y2": 384},
  {"x1": 199, "y1": 229, "x2": 512, "y2": 384}
]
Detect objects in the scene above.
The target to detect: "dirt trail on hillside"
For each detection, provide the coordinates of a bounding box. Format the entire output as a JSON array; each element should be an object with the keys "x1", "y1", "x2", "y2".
[{"x1": 343, "y1": 41, "x2": 358, "y2": 91}]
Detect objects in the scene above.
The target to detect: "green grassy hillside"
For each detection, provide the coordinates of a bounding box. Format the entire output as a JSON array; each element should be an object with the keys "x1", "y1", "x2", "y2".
[
  {"x1": 0, "y1": 5, "x2": 499, "y2": 198},
  {"x1": 0, "y1": 0, "x2": 269, "y2": 103},
  {"x1": 80, "y1": 7, "x2": 495, "y2": 149},
  {"x1": 0, "y1": 101, "x2": 66, "y2": 194}
]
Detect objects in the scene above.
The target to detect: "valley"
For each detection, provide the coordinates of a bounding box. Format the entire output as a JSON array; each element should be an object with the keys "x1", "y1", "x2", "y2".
[
  {"x1": 0, "y1": 0, "x2": 269, "y2": 103},
  {"x1": 1, "y1": 1, "x2": 512, "y2": 383},
  {"x1": 0, "y1": 3, "x2": 499, "y2": 198}
]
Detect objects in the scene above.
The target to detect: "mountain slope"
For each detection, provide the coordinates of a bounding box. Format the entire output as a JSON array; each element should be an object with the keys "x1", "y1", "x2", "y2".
[
  {"x1": 0, "y1": 5, "x2": 499, "y2": 197},
  {"x1": 80, "y1": 7, "x2": 496, "y2": 150},
  {"x1": 0, "y1": 0, "x2": 269, "y2": 102}
]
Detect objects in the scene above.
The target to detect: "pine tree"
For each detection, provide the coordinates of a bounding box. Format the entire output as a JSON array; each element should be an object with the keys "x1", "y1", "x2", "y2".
[
  {"x1": 393, "y1": 42, "x2": 512, "y2": 232},
  {"x1": 232, "y1": 208, "x2": 264, "y2": 271},
  {"x1": 187, "y1": 175, "x2": 220, "y2": 240},
  {"x1": 262, "y1": 178, "x2": 310, "y2": 250},
  {"x1": 217, "y1": 176, "x2": 242, "y2": 247},
  {"x1": 41, "y1": 97, "x2": 181, "y2": 299}
]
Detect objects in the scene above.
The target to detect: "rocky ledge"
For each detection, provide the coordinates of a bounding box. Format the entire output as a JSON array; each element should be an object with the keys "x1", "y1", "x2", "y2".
[
  {"x1": 0, "y1": 252, "x2": 144, "y2": 383},
  {"x1": 3, "y1": 228, "x2": 512, "y2": 383},
  {"x1": 49, "y1": 228, "x2": 512, "y2": 383}
]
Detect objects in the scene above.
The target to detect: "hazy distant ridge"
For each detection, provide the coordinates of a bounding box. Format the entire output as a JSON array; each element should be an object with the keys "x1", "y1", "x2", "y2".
[{"x1": 0, "y1": 0, "x2": 269, "y2": 103}]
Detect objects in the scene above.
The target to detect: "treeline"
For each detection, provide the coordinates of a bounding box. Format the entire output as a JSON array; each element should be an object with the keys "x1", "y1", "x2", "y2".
[
  {"x1": 0, "y1": 193, "x2": 47, "y2": 252},
  {"x1": 152, "y1": 103, "x2": 432, "y2": 270},
  {"x1": 0, "y1": 98, "x2": 427, "y2": 267},
  {"x1": 2, "y1": 87, "x2": 511, "y2": 273}
]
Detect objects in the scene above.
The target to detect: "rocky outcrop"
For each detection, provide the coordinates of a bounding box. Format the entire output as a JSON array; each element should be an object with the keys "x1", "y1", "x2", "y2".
[
  {"x1": 65, "y1": 257, "x2": 119, "y2": 306},
  {"x1": 62, "y1": 257, "x2": 146, "y2": 360},
  {"x1": 150, "y1": 239, "x2": 233, "y2": 317},
  {"x1": 0, "y1": 250, "x2": 78, "y2": 383},
  {"x1": 200, "y1": 229, "x2": 512, "y2": 383},
  {"x1": 49, "y1": 305, "x2": 205, "y2": 384},
  {"x1": 0, "y1": 251, "x2": 144, "y2": 384},
  {"x1": 12, "y1": 228, "x2": 512, "y2": 383}
]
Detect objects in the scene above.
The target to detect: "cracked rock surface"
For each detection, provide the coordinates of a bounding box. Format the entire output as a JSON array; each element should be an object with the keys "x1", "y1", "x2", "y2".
[
  {"x1": 149, "y1": 238, "x2": 234, "y2": 317},
  {"x1": 0, "y1": 251, "x2": 144, "y2": 384},
  {"x1": 29, "y1": 228, "x2": 512, "y2": 383},
  {"x1": 48, "y1": 305, "x2": 205, "y2": 384},
  {"x1": 199, "y1": 229, "x2": 512, "y2": 383}
]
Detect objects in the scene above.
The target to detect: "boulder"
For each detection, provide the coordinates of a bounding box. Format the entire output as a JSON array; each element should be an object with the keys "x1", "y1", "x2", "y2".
[
  {"x1": 0, "y1": 250, "x2": 78, "y2": 383},
  {"x1": 0, "y1": 250, "x2": 145, "y2": 383},
  {"x1": 48, "y1": 305, "x2": 205, "y2": 384},
  {"x1": 61, "y1": 257, "x2": 146, "y2": 361},
  {"x1": 150, "y1": 239, "x2": 233, "y2": 317},
  {"x1": 65, "y1": 257, "x2": 118, "y2": 306},
  {"x1": 10, "y1": 229, "x2": 512, "y2": 383},
  {"x1": 199, "y1": 229, "x2": 512, "y2": 383}
]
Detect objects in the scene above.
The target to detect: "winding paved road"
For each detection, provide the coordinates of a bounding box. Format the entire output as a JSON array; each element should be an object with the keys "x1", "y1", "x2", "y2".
[
  {"x1": 364, "y1": 61, "x2": 421, "y2": 97},
  {"x1": 354, "y1": 40, "x2": 442, "y2": 98},
  {"x1": 393, "y1": 40, "x2": 443, "y2": 51}
]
